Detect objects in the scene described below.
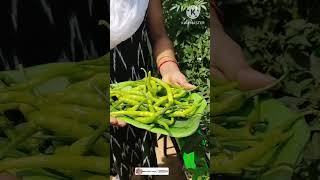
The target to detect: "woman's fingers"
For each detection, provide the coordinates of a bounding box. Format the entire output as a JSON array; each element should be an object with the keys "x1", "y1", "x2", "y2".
[
  {"x1": 110, "y1": 116, "x2": 118, "y2": 125},
  {"x1": 110, "y1": 116, "x2": 127, "y2": 127},
  {"x1": 178, "y1": 80, "x2": 196, "y2": 90},
  {"x1": 167, "y1": 77, "x2": 196, "y2": 90},
  {"x1": 116, "y1": 119, "x2": 127, "y2": 127},
  {"x1": 163, "y1": 75, "x2": 196, "y2": 90},
  {"x1": 212, "y1": 62, "x2": 276, "y2": 90},
  {"x1": 175, "y1": 75, "x2": 196, "y2": 90},
  {"x1": 159, "y1": 62, "x2": 197, "y2": 90},
  {"x1": 236, "y1": 67, "x2": 276, "y2": 90}
]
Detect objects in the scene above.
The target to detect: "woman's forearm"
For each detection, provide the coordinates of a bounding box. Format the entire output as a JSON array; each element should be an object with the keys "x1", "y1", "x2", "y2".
[
  {"x1": 147, "y1": 0, "x2": 177, "y2": 68},
  {"x1": 211, "y1": 6, "x2": 249, "y2": 80},
  {"x1": 152, "y1": 35, "x2": 176, "y2": 66},
  {"x1": 211, "y1": 3, "x2": 223, "y2": 30}
]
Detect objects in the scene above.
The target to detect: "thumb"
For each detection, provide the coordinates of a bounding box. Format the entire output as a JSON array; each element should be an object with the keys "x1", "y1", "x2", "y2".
[
  {"x1": 117, "y1": 119, "x2": 127, "y2": 127},
  {"x1": 110, "y1": 117, "x2": 118, "y2": 125}
]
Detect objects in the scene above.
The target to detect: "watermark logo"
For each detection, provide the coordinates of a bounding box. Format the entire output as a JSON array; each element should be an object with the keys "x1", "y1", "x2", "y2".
[
  {"x1": 135, "y1": 168, "x2": 143, "y2": 175},
  {"x1": 186, "y1": 5, "x2": 201, "y2": 19},
  {"x1": 182, "y1": 5, "x2": 204, "y2": 25},
  {"x1": 134, "y1": 167, "x2": 169, "y2": 176}
]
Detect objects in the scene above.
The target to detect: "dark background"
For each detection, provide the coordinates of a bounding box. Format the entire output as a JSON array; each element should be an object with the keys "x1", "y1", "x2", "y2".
[
  {"x1": 0, "y1": 0, "x2": 108, "y2": 71},
  {"x1": 216, "y1": 0, "x2": 320, "y2": 44}
]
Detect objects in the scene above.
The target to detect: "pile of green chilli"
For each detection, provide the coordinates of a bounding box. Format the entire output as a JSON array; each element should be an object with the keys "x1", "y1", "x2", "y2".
[
  {"x1": 0, "y1": 54, "x2": 109, "y2": 180},
  {"x1": 210, "y1": 69, "x2": 315, "y2": 179},
  {"x1": 110, "y1": 70, "x2": 207, "y2": 137}
]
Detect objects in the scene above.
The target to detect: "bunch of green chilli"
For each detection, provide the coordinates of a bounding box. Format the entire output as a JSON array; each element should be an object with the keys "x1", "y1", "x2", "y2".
[
  {"x1": 110, "y1": 70, "x2": 202, "y2": 131},
  {"x1": 0, "y1": 54, "x2": 109, "y2": 180}
]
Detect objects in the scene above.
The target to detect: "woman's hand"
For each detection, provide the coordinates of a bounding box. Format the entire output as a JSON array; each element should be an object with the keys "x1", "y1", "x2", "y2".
[
  {"x1": 210, "y1": 28, "x2": 276, "y2": 90},
  {"x1": 110, "y1": 116, "x2": 127, "y2": 127},
  {"x1": 211, "y1": 6, "x2": 275, "y2": 90},
  {"x1": 160, "y1": 62, "x2": 196, "y2": 90}
]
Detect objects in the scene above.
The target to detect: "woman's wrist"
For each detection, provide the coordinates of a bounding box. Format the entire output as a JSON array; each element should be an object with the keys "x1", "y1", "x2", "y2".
[
  {"x1": 158, "y1": 59, "x2": 178, "y2": 71},
  {"x1": 159, "y1": 60, "x2": 180, "y2": 77},
  {"x1": 156, "y1": 55, "x2": 179, "y2": 73},
  {"x1": 156, "y1": 55, "x2": 176, "y2": 67}
]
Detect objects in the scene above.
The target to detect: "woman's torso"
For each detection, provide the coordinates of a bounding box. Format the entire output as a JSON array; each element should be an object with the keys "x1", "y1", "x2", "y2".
[{"x1": 110, "y1": 3, "x2": 154, "y2": 83}]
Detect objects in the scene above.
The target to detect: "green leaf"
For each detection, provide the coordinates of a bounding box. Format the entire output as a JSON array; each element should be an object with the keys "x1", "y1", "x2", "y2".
[
  {"x1": 272, "y1": 119, "x2": 310, "y2": 166},
  {"x1": 277, "y1": 96, "x2": 304, "y2": 111},
  {"x1": 284, "y1": 19, "x2": 307, "y2": 37},
  {"x1": 310, "y1": 53, "x2": 320, "y2": 82},
  {"x1": 309, "y1": 119, "x2": 320, "y2": 131},
  {"x1": 303, "y1": 133, "x2": 320, "y2": 160},
  {"x1": 286, "y1": 35, "x2": 312, "y2": 47},
  {"x1": 283, "y1": 79, "x2": 312, "y2": 97}
]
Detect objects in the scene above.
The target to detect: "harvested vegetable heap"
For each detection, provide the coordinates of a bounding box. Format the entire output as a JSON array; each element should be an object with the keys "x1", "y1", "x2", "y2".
[
  {"x1": 210, "y1": 69, "x2": 316, "y2": 179},
  {"x1": 110, "y1": 70, "x2": 203, "y2": 132},
  {"x1": 0, "y1": 54, "x2": 109, "y2": 180}
]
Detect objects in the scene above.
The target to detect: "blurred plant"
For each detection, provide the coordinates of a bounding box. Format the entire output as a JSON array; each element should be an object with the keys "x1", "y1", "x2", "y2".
[{"x1": 217, "y1": 0, "x2": 320, "y2": 179}]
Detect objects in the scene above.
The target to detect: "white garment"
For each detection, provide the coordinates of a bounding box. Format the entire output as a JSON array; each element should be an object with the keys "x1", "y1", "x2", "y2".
[{"x1": 110, "y1": 0, "x2": 149, "y2": 49}]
